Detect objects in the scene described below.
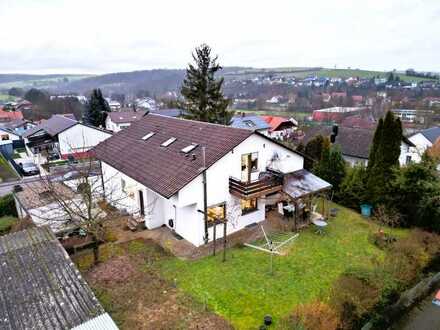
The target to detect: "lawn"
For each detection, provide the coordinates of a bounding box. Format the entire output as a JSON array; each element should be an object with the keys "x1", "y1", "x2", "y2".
[
  {"x1": 0, "y1": 216, "x2": 17, "y2": 235},
  {"x1": 159, "y1": 204, "x2": 407, "y2": 329},
  {"x1": 0, "y1": 154, "x2": 19, "y2": 182}
]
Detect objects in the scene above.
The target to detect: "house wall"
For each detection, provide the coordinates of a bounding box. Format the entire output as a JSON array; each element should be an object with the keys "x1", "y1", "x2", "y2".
[
  {"x1": 58, "y1": 124, "x2": 111, "y2": 157},
  {"x1": 105, "y1": 117, "x2": 131, "y2": 133},
  {"x1": 0, "y1": 129, "x2": 20, "y2": 146},
  {"x1": 409, "y1": 133, "x2": 433, "y2": 163},
  {"x1": 100, "y1": 134, "x2": 304, "y2": 247}
]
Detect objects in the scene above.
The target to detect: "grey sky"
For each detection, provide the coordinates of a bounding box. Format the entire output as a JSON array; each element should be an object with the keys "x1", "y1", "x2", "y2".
[{"x1": 1, "y1": 0, "x2": 439, "y2": 74}]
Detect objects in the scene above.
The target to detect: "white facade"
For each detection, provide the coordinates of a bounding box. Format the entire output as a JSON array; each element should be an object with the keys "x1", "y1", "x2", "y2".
[
  {"x1": 105, "y1": 116, "x2": 131, "y2": 133},
  {"x1": 101, "y1": 133, "x2": 304, "y2": 247},
  {"x1": 58, "y1": 124, "x2": 112, "y2": 157},
  {"x1": 0, "y1": 128, "x2": 20, "y2": 145},
  {"x1": 408, "y1": 133, "x2": 434, "y2": 163}
]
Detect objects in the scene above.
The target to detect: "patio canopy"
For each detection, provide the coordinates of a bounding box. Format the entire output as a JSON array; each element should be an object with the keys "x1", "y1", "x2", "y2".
[{"x1": 283, "y1": 169, "x2": 332, "y2": 200}]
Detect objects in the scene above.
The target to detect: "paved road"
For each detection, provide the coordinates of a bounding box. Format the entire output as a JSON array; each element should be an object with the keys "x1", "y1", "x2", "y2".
[
  {"x1": 394, "y1": 290, "x2": 440, "y2": 330},
  {"x1": 0, "y1": 176, "x2": 42, "y2": 196}
]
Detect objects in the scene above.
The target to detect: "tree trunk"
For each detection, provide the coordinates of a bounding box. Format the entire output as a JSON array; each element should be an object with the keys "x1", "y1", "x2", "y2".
[{"x1": 92, "y1": 235, "x2": 100, "y2": 265}]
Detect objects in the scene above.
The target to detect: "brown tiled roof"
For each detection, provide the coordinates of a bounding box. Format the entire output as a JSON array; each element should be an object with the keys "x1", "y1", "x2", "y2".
[
  {"x1": 23, "y1": 115, "x2": 77, "y2": 138},
  {"x1": 107, "y1": 110, "x2": 147, "y2": 123},
  {"x1": 302, "y1": 126, "x2": 374, "y2": 159},
  {"x1": 94, "y1": 114, "x2": 253, "y2": 198},
  {"x1": 302, "y1": 125, "x2": 414, "y2": 160}
]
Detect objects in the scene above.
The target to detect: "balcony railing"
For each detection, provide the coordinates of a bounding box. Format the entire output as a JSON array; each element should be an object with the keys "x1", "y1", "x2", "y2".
[{"x1": 229, "y1": 172, "x2": 283, "y2": 200}]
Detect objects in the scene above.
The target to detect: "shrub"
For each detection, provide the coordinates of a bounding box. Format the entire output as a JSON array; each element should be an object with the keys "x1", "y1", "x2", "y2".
[
  {"x1": 287, "y1": 301, "x2": 339, "y2": 330},
  {"x1": 330, "y1": 274, "x2": 381, "y2": 329},
  {"x1": 0, "y1": 194, "x2": 18, "y2": 218},
  {"x1": 369, "y1": 231, "x2": 396, "y2": 250},
  {"x1": 0, "y1": 216, "x2": 16, "y2": 235}
]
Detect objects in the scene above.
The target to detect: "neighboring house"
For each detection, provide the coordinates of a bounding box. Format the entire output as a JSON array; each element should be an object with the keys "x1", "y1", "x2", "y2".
[
  {"x1": 108, "y1": 100, "x2": 122, "y2": 110},
  {"x1": 0, "y1": 126, "x2": 21, "y2": 146},
  {"x1": 106, "y1": 110, "x2": 147, "y2": 132},
  {"x1": 94, "y1": 114, "x2": 329, "y2": 247},
  {"x1": 23, "y1": 115, "x2": 111, "y2": 163},
  {"x1": 230, "y1": 114, "x2": 271, "y2": 135},
  {"x1": 408, "y1": 126, "x2": 440, "y2": 162},
  {"x1": 302, "y1": 126, "x2": 416, "y2": 166},
  {"x1": 149, "y1": 108, "x2": 186, "y2": 118},
  {"x1": 312, "y1": 107, "x2": 366, "y2": 123},
  {"x1": 2, "y1": 119, "x2": 36, "y2": 135},
  {"x1": 0, "y1": 108, "x2": 23, "y2": 122},
  {"x1": 0, "y1": 226, "x2": 118, "y2": 330},
  {"x1": 261, "y1": 115, "x2": 297, "y2": 139}
]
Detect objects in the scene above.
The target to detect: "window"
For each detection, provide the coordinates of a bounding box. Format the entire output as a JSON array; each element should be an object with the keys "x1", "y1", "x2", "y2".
[
  {"x1": 141, "y1": 132, "x2": 155, "y2": 140},
  {"x1": 241, "y1": 198, "x2": 258, "y2": 215},
  {"x1": 181, "y1": 143, "x2": 198, "y2": 153},
  {"x1": 1, "y1": 134, "x2": 9, "y2": 141},
  {"x1": 241, "y1": 152, "x2": 258, "y2": 172},
  {"x1": 406, "y1": 155, "x2": 412, "y2": 164},
  {"x1": 161, "y1": 137, "x2": 177, "y2": 147},
  {"x1": 121, "y1": 178, "x2": 127, "y2": 193},
  {"x1": 207, "y1": 203, "x2": 226, "y2": 226}
]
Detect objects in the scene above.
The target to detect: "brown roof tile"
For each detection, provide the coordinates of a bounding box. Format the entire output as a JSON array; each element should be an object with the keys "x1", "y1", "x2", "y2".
[{"x1": 94, "y1": 114, "x2": 253, "y2": 198}]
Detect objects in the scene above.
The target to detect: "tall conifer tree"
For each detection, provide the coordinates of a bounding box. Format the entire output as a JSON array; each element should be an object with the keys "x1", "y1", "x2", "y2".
[
  {"x1": 84, "y1": 89, "x2": 110, "y2": 127},
  {"x1": 181, "y1": 44, "x2": 233, "y2": 124}
]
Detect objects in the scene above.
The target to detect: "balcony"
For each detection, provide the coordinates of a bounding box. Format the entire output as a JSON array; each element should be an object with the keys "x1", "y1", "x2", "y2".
[{"x1": 229, "y1": 172, "x2": 283, "y2": 200}]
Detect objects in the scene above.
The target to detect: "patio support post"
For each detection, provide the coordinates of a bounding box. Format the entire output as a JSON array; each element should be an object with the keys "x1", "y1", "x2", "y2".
[
  {"x1": 202, "y1": 147, "x2": 208, "y2": 244},
  {"x1": 222, "y1": 220, "x2": 227, "y2": 262},
  {"x1": 213, "y1": 222, "x2": 216, "y2": 256}
]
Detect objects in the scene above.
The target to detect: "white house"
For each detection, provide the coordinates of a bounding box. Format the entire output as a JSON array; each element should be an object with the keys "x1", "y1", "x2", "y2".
[
  {"x1": 94, "y1": 114, "x2": 330, "y2": 247},
  {"x1": 0, "y1": 126, "x2": 21, "y2": 146},
  {"x1": 23, "y1": 114, "x2": 112, "y2": 164},
  {"x1": 408, "y1": 126, "x2": 440, "y2": 163},
  {"x1": 105, "y1": 110, "x2": 147, "y2": 132}
]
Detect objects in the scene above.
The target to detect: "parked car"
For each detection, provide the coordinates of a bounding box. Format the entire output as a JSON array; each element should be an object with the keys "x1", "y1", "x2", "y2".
[{"x1": 19, "y1": 161, "x2": 40, "y2": 176}]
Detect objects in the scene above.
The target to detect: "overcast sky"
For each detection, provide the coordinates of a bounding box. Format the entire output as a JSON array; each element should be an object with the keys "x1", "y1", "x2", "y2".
[{"x1": 1, "y1": 0, "x2": 439, "y2": 74}]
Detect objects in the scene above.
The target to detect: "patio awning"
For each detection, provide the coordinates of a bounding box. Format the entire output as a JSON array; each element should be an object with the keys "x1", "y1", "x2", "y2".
[{"x1": 282, "y1": 169, "x2": 332, "y2": 200}]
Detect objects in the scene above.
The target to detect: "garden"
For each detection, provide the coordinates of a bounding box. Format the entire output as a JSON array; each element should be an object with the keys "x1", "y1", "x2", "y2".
[{"x1": 73, "y1": 202, "x2": 440, "y2": 330}]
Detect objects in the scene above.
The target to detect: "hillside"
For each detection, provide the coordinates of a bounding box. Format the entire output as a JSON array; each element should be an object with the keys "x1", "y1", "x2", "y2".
[{"x1": 0, "y1": 74, "x2": 91, "y2": 90}]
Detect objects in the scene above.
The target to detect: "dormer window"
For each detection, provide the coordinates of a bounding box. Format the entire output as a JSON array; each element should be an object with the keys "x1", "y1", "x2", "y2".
[
  {"x1": 181, "y1": 143, "x2": 198, "y2": 153},
  {"x1": 141, "y1": 132, "x2": 155, "y2": 141},
  {"x1": 161, "y1": 137, "x2": 177, "y2": 147}
]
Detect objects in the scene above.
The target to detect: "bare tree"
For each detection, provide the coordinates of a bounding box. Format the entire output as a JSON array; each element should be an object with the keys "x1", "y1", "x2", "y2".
[{"x1": 22, "y1": 137, "x2": 156, "y2": 265}]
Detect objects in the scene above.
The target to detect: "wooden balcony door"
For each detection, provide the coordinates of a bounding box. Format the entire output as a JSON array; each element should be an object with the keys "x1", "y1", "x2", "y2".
[{"x1": 241, "y1": 152, "x2": 258, "y2": 183}]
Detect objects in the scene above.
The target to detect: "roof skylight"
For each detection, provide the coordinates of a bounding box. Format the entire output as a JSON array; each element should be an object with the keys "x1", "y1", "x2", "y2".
[
  {"x1": 161, "y1": 137, "x2": 177, "y2": 147},
  {"x1": 181, "y1": 143, "x2": 198, "y2": 153},
  {"x1": 141, "y1": 132, "x2": 155, "y2": 140}
]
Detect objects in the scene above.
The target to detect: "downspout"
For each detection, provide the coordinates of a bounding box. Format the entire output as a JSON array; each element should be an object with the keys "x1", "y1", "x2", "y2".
[
  {"x1": 202, "y1": 147, "x2": 208, "y2": 244},
  {"x1": 99, "y1": 160, "x2": 106, "y2": 199}
]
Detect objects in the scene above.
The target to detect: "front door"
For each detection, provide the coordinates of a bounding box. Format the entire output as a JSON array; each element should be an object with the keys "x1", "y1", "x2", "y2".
[{"x1": 139, "y1": 190, "x2": 145, "y2": 216}]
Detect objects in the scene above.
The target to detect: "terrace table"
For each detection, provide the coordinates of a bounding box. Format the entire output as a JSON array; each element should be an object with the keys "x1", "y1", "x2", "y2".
[{"x1": 312, "y1": 219, "x2": 328, "y2": 235}]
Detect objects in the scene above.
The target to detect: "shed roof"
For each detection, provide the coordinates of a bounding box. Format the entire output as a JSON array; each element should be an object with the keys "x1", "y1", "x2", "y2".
[
  {"x1": 283, "y1": 169, "x2": 332, "y2": 199},
  {"x1": 0, "y1": 226, "x2": 116, "y2": 329}
]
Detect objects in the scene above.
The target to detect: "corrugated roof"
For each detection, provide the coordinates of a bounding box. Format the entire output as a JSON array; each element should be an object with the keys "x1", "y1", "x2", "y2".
[
  {"x1": 0, "y1": 226, "x2": 114, "y2": 330},
  {"x1": 94, "y1": 114, "x2": 253, "y2": 198},
  {"x1": 72, "y1": 313, "x2": 118, "y2": 330},
  {"x1": 283, "y1": 169, "x2": 332, "y2": 199}
]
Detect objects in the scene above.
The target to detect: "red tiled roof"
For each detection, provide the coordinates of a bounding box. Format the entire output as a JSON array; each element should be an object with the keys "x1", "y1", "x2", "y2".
[
  {"x1": 0, "y1": 109, "x2": 23, "y2": 122},
  {"x1": 94, "y1": 114, "x2": 253, "y2": 198},
  {"x1": 261, "y1": 115, "x2": 295, "y2": 131}
]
